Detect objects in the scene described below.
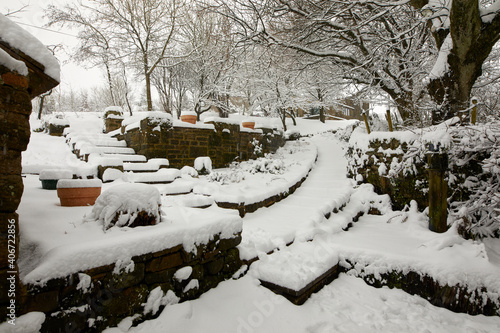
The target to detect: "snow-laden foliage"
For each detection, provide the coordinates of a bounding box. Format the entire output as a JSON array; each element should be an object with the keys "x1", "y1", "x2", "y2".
[
  {"x1": 347, "y1": 119, "x2": 500, "y2": 238},
  {"x1": 447, "y1": 120, "x2": 500, "y2": 238}
]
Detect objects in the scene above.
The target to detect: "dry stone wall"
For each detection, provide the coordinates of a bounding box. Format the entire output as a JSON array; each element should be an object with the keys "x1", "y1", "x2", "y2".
[
  {"x1": 19, "y1": 231, "x2": 242, "y2": 332},
  {"x1": 347, "y1": 137, "x2": 429, "y2": 210}
]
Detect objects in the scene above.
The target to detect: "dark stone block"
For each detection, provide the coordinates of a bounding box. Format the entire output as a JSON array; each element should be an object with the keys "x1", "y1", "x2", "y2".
[
  {"x1": 146, "y1": 252, "x2": 184, "y2": 272},
  {"x1": 144, "y1": 268, "x2": 176, "y2": 285},
  {"x1": 104, "y1": 263, "x2": 145, "y2": 290},
  {"x1": 205, "y1": 256, "x2": 224, "y2": 275}
]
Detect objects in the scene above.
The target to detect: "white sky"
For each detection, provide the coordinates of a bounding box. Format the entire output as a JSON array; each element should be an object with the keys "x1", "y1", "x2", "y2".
[{"x1": 0, "y1": 0, "x2": 104, "y2": 92}]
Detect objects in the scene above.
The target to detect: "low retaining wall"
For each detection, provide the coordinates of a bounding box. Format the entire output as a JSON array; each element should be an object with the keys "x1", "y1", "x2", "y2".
[
  {"x1": 19, "y1": 231, "x2": 242, "y2": 332},
  {"x1": 341, "y1": 261, "x2": 500, "y2": 316},
  {"x1": 116, "y1": 115, "x2": 285, "y2": 169}
]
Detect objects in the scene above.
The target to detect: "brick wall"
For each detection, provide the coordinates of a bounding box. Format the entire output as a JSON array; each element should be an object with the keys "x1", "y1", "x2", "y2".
[
  {"x1": 0, "y1": 65, "x2": 32, "y2": 321},
  {"x1": 119, "y1": 116, "x2": 286, "y2": 169}
]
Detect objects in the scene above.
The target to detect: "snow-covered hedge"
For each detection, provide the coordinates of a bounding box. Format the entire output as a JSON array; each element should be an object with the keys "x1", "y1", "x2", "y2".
[{"x1": 347, "y1": 118, "x2": 500, "y2": 239}]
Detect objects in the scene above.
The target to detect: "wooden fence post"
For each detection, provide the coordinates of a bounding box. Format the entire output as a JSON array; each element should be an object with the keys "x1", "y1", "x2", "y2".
[
  {"x1": 471, "y1": 97, "x2": 478, "y2": 125},
  {"x1": 362, "y1": 111, "x2": 371, "y2": 134},
  {"x1": 386, "y1": 110, "x2": 393, "y2": 132},
  {"x1": 427, "y1": 144, "x2": 448, "y2": 233}
]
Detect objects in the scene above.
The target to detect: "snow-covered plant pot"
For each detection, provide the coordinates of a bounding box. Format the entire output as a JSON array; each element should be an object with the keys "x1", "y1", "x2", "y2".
[
  {"x1": 57, "y1": 179, "x2": 102, "y2": 206},
  {"x1": 39, "y1": 169, "x2": 73, "y2": 190},
  {"x1": 89, "y1": 183, "x2": 161, "y2": 231},
  {"x1": 180, "y1": 111, "x2": 197, "y2": 124},
  {"x1": 194, "y1": 156, "x2": 212, "y2": 175},
  {"x1": 242, "y1": 121, "x2": 255, "y2": 130}
]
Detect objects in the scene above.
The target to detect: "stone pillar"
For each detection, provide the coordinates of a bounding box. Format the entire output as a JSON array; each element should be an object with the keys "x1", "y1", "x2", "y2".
[
  {"x1": 0, "y1": 65, "x2": 32, "y2": 321},
  {"x1": 427, "y1": 144, "x2": 448, "y2": 233},
  {"x1": 104, "y1": 109, "x2": 124, "y2": 133}
]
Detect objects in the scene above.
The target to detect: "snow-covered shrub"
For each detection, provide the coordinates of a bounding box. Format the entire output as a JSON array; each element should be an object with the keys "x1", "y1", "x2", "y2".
[
  {"x1": 194, "y1": 156, "x2": 212, "y2": 175},
  {"x1": 208, "y1": 167, "x2": 244, "y2": 185},
  {"x1": 244, "y1": 156, "x2": 286, "y2": 174},
  {"x1": 88, "y1": 183, "x2": 162, "y2": 231},
  {"x1": 285, "y1": 129, "x2": 301, "y2": 141},
  {"x1": 447, "y1": 122, "x2": 500, "y2": 238},
  {"x1": 251, "y1": 138, "x2": 263, "y2": 157}
]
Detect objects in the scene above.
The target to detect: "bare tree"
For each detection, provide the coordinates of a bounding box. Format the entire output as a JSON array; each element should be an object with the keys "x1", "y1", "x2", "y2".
[
  {"x1": 212, "y1": 0, "x2": 434, "y2": 124},
  {"x1": 47, "y1": 0, "x2": 185, "y2": 111}
]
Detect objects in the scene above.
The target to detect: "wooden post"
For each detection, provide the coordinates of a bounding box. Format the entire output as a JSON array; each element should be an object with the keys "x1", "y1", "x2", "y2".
[
  {"x1": 471, "y1": 97, "x2": 477, "y2": 125},
  {"x1": 386, "y1": 109, "x2": 393, "y2": 132},
  {"x1": 362, "y1": 112, "x2": 371, "y2": 134},
  {"x1": 427, "y1": 144, "x2": 448, "y2": 233}
]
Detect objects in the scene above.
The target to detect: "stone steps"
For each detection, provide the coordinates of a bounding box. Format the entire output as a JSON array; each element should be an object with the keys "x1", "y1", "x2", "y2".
[
  {"x1": 127, "y1": 168, "x2": 181, "y2": 184},
  {"x1": 95, "y1": 146, "x2": 136, "y2": 155},
  {"x1": 101, "y1": 153, "x2": 147, "y2": 163}
]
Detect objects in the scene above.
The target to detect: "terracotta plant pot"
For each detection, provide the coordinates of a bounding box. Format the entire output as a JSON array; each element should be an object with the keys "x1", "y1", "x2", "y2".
[
  {"x1": 57, "y1": 179, "x2": 102, "y2": 206},
  {"x1": 242, "y1": 121, "x2": 255, "y2": 130},
  {"x1": 181, "y1": 114, "x2": 197, "y2": 124}
]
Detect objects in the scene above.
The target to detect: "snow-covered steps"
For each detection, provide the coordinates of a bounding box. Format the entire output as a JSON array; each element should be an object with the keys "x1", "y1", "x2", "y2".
[
  {"x1": 94, "y1": 139, "x2": 127, "y2": 147},
  {"x1": 102, "y1": 153, "x2": 147, "y2": 163},
  {"x1": 161, "y1": 193, "x2": 214, "y2": 209},
  {"x1": 123, "y1": 159, "x2": 169, "y2": 173},
  {"x1": 252, "y1": 241, "x2": 340, "y2": 305},
  {"x1": 95, "y1": 146, "x2": 136, "y2": 155},
  {"x1": 160, "y1": 178, "x2": 195, "y2": 195},
  {"x1": 128, "y1": 168, "x2": 181, "y2": 184}
]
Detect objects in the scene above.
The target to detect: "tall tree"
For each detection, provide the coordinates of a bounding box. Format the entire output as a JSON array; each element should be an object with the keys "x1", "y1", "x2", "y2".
[{"x1": 411, "y1": 0, "x2": 500, "y2": 123}]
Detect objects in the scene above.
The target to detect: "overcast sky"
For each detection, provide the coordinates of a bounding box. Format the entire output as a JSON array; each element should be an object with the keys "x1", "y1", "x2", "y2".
[{"x1": 0, "y1": 0, "x2": 103, "y2": 92}]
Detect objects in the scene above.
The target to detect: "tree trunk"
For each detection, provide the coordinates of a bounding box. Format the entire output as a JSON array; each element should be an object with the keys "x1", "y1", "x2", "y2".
[
  {"x1": 416, "y1": 0, "x2": 500, "y2": 124},
  {"x1": 105, "y1": 62, "x2": 116, "y2": 106},
  {"x1": 319, "y1": 106, "x2": 325, "y2": 123},
  {"x1": 37, "y1": 90, "x2": 52, "y2": 119},
  {"x1": 145, "y1": 72, "x2": 153, "y2": 111}
]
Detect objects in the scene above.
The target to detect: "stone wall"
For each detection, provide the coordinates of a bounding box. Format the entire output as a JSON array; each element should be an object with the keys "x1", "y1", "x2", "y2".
[
  {"x1": 347, "y1": 137, "x2": 428, "y2": 210},
  {"x1": 118, "y1": 116, "x2": 286, "y2": 169},
  {"x1": 19, "y1": 231, "x2": 242, "y2": 332},
  {"x1": 0, "y1": 64, "x2": 32, "y2": 321}
]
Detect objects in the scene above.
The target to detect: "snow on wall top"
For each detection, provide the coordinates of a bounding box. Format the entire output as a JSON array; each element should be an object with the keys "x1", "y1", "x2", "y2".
[
  {"x1": 0, "y1": 47, "x2": 27, "y2": 75},
  {"x1": 0, "y1": 13, "x2": 60, "y2": 81}
]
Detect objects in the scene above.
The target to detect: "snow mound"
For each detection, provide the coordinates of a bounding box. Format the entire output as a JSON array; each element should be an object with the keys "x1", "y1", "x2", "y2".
[
  {"x1": 194, "y1": 156, "x2": 213, "y2": 174},
  {"x1": 89, "y1": 183, "x2": 161, "y2": 230},
  {"x1": 252, "y1": 241, "x2": 339, "y2": 292}
]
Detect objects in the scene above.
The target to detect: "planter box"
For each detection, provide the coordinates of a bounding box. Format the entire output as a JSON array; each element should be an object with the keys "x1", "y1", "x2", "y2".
[
  {"x1": 181, "y1": 114, "x2": 197, "y2": 124},
  {"x1": 39, "y1": 169, "x2": 73, "y2": 190},
  {"x1": 242, "y1": 121, "x2": 255, "y2": 130},
  {"x1": 57, "y1": 179, "x2": 102, "y2": 206}
]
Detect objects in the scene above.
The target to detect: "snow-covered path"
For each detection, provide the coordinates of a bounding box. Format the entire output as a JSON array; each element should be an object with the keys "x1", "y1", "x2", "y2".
[{"x1": 239, "y1": 133, "x2": 355, "y2": 260}]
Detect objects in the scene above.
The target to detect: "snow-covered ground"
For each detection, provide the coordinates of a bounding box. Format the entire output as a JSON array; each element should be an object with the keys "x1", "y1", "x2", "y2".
[{"x1": 13, "y1": 113, "x2": 500, "y2": 332}]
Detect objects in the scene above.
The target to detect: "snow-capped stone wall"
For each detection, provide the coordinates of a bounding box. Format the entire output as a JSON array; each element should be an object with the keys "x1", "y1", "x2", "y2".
[
  {"x1": 115, "y1": 115, "x2": 286, "y2": 169},
  {"x1": 347, "y1": 136, "x2": 428, "y2": 210},
  {"x1": 20, "y1": 230, "x2": 242, "y2": 332}
]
